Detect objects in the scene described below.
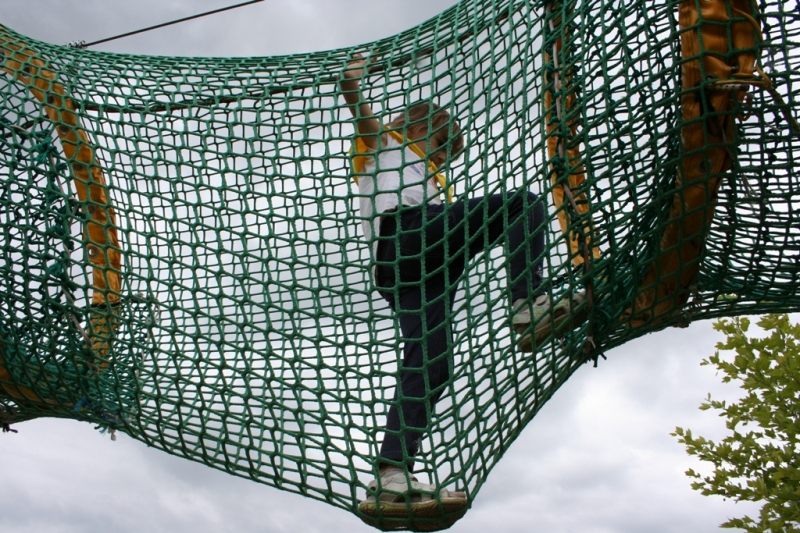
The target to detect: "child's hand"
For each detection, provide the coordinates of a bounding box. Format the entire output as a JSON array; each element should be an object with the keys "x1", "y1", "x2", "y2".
[{"x1": 342, "y1": 53, "x2": 373, "y2": 80}]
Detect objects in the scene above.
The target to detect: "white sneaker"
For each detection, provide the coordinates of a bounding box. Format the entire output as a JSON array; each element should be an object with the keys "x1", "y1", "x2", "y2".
[
  {"x1": 512, "y1": 291, "x2": 588, "y2": 351},
  {"x1": 358, "y1": 470, "x2": 468, "y2": 531}
]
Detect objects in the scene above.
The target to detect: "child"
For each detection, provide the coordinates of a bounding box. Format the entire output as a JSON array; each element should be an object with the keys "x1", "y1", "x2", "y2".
[{"x1": 339, "y1": 53, "x2": 583, "y2": 523}]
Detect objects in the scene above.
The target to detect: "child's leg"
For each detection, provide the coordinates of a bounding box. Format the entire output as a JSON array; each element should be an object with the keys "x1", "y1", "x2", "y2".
[
  {"x1": 448, "y1": 190, "x2": 545, "y2": 300},
  {"x1": 376, "y1": 194, "x2": 544, "y2": 468},
  {"x1": 375, "y1": 205, "x2": 463, "y2": 472},
  {"x1": 378, "y1": 274, "x2": 455, "y2": 472},
  {"x1": 469, "y1": 191, "x2": 586, "y2": 347},
  {"x1": 502, "y1": 191, "x2": 546, "y2": 300}
]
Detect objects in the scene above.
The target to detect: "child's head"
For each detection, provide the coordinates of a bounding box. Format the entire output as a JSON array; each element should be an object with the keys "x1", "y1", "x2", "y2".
[{"x1": 386, "y1": 102, "x2": 465, "y2": 166}]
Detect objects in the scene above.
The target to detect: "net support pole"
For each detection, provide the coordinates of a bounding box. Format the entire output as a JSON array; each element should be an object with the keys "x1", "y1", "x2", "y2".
[
  {"x1": 0, "y1": 27, "x2": 123, "y2": 404},
  {"x1": 543, "y1": 1, "x2": 600, "y2": 355},
  {"x1": 543, "y1": 1, "x2": 600, "y2": 269},
  {"x1": 628, "y1": 0, "x2": 758, "y2": 327}
]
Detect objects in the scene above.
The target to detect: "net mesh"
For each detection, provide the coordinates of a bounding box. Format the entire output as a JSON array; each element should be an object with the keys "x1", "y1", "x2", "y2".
[{"x1": 0, "y1": 0, "x2": 798, "y2": 528}]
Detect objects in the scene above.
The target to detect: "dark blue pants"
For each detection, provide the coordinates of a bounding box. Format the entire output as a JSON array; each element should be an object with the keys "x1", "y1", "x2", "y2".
[{"x1": 374, "y1": 190, "x2": 545, "y2": 471}]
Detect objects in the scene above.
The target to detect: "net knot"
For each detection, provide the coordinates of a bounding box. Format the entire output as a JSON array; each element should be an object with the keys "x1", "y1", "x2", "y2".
[{"x1": 550, "y1": 156, "x2": 567, "y2": 176}]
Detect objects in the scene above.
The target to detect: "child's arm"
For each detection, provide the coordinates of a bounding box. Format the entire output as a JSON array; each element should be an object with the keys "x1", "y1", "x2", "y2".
[{"x1": 340, "y1": 53, "x2": 381, "y2": 151}]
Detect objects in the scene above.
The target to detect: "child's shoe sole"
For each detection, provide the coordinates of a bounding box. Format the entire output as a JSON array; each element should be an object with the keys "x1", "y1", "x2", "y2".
[{"x1": 358, "y1": 497, "x2": 468, "y2": 531}]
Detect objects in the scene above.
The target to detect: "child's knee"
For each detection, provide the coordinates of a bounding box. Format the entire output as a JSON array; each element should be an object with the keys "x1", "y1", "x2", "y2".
[
  {"x1": 515, "y1": 190, "x2": 542, "y2": 216},
  {"x1": 522, "y1": 190, "x2": 545, "y2": 221},
  {"x1": 508, "y1": 189, "x2": 538, "y2": 203}
]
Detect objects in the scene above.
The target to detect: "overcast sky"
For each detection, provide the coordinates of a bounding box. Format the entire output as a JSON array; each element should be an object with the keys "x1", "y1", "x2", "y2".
[{"x1": 0, "y1": 2, "x2": 780, "y2": 532}]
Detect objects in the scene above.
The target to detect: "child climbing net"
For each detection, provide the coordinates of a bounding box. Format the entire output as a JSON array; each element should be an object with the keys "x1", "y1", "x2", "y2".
[{"x1": 340, "y1": 52, "x2": 587, "y2": 528}]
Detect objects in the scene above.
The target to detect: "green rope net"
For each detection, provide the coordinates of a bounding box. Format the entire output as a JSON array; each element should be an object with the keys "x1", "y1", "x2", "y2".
[{"x1": 0, "y1": 0, "x2": 798, "y2": 529}]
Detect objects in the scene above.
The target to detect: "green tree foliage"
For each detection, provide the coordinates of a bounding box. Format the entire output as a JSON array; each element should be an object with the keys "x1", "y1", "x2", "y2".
[{"x1": 673, "y1": 315, "x2": 800, "y2": 532}]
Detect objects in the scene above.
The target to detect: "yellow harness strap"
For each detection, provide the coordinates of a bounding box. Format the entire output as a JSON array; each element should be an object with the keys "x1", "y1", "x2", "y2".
[{"x1": 350, "y1": 131, "x2": 453, "y2": 203}]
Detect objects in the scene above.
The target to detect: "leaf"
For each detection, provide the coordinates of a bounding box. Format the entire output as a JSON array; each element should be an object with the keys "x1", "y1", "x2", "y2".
[{"x1": 674, "y1": 315, "x2": 800, "y2": 531}]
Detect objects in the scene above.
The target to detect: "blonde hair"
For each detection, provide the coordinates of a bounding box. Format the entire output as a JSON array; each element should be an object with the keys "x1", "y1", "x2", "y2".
[{"x1": 386, "y1": 102, "x2": 465, "y2": 161}]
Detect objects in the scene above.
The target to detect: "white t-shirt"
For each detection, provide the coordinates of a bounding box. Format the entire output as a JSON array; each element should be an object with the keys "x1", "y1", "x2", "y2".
[{"x1": 357, "y1": 134, "x2": 443, "y2": 261}]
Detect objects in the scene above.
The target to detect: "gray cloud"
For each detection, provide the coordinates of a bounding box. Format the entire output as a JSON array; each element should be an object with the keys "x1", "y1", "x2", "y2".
[{"x1": 1, "y1": 319, "x2": 765, "y2": 533}]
